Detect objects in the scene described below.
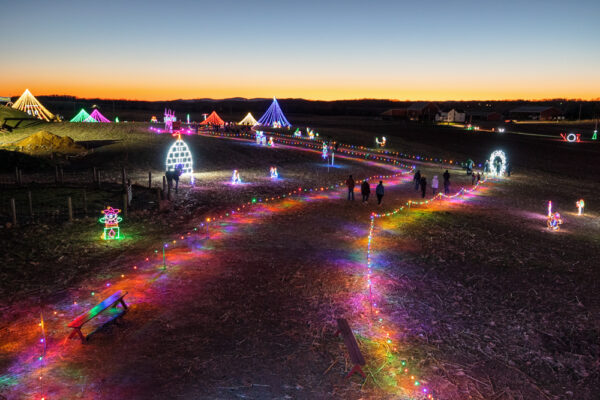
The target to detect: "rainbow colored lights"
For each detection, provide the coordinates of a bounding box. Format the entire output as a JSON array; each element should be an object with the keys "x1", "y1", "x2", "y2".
[{"x1": 576, "y1": 199, "x2": 585, "y2": 215}]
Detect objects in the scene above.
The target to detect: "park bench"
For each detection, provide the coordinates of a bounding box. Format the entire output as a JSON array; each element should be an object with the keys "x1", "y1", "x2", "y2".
[
  {"x1": 335, "y1": 318, "x2": 366, "y2": 378},
  {"x1": 67, "y1": 290, "x2": 128, "y2": 343}
]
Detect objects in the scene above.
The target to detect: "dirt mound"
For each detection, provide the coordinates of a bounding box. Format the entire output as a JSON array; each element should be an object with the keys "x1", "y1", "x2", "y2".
[{"x1": 10, "y1": 130, "x2": 86, "y2": 155}]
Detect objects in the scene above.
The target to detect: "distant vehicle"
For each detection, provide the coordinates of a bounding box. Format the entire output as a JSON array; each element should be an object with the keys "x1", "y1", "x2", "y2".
[{"x1": 497, "y1": 127, "x2": 505, "y2": 133}]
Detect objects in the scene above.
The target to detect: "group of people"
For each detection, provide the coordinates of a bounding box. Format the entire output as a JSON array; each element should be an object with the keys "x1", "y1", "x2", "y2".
[
  {"x1": 412, "y1": 169, "x2": 451, "y2": 198},
  {"x1": 345, "y1": 175, "x2": 385, "y2": 205}
]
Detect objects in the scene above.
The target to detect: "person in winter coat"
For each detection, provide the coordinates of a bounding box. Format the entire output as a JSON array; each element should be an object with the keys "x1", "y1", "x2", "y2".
[
  {"x1": 346, "y1": 175, "x2": 355, "y2": 201},
  {"x1": 443, "y1": 169, "x2": 450, "y2": 194},
  {"x1": 414, "y1": 170, "x2": 421, "y2": 191},
  {"x1": 376, "y1": 181, "x2": 384, "y2": 205},
  {"x1": 432, "y1": 175, "x2": 439, "y2": 195},
  {"x1": 420, "y1": 176, "x2": 427, "y2": 198},
  {"x1": 361, "y1": 179, "x2": 371, "y2": 203}
]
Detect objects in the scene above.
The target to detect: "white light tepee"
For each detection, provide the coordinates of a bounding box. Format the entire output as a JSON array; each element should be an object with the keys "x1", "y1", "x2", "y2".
[
  {"x1": 12, "y1": 89, "x2": 55, "y2": 121},
  {"x1": 238, "y1": 112, "x2": 258, "y2": 126}
]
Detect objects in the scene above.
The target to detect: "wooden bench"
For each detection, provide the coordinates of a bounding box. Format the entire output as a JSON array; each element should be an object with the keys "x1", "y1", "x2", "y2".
[
  {"x1": 67, "y1": 290, "x2": 128, "y2": 343},
  {"x1": 335, "y1": 318, "x2": 366, "y2": 378}
]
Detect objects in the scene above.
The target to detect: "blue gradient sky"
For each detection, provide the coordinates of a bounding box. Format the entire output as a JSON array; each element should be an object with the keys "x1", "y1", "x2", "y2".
[{"x1": 1, "y1": 0, "x2": 598, "y2": 100}]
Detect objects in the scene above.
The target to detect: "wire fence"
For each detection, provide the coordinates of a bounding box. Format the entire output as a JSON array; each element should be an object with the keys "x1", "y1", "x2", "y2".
[{"x1": 0, "y1": 167, "x2": 166, "y2": 227}]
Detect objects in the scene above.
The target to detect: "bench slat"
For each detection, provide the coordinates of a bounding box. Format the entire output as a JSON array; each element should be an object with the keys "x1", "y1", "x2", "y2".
[
  {"x1": 337, "y1": 318, "x2": 366, "y2": 366},
  {"x1": 68, "y1": 290, "x2": 127, "y2": 328}
]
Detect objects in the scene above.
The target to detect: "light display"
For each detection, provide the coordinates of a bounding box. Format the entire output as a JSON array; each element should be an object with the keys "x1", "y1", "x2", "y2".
[
  {"x1": 293, "y1": 128, "x2": 302, "y2": 137},
  {"x1": 200, "y1": 111, "x2": 225, "y2": 126},
  {"x1": 268, "y1": 137, "x2": 274, "y2": 147},
  {"x1": 231, "y1": 169, "x2": 241, "y2": 184},
  {"x1": 115, "y1": 117, "x2": 120, "y2": 123},
  {"x1": 165, "y1": 135, "x2": 193, "y2": 175},
  {"x1": 238, "y1": 112, "x2": 258, "y2": 126},
  {"x1": 89, "y1": 109, "x2": 110, "y2": 123},
  {"x1": 11, "y1": 89, "x2": 55, "y2": 121},
  {"x1": 547, "y1": 212, "x2": 563, "y2": 230},
  {"x1": 164, "y1": 109, "x2": 176, "y2": 132},
  {"x1": 99, "y1": 206, "x2": 122, "y2": 240},
  {"x1": 257, "y1": 97, "x2": 291, "y2": 127},
  {"x1": 187, "y1": 114, "x2": 190, "y2": 124},
  {"x1": 70, "y1": 109, "x2": 94, "y2": 123},
  {"x1": 375, "y1": 136, "x2": 387, "y2": 147},
  {"x1": 255, "y1": 130, "x2": 264, "y2": 144},
  {"x1": 151, "y1": 116, "x2": 158, "y2": 123},
  {"x1": 322, "y1": 142, "x2": 328, "y2": 159},
  {"x1": 576, "y1": 199, "x2": 585, "y2": 215},
  {"x1": 548, "y1": 201, "x2": 552, "y2": 217},
  {"x1": 488, "y1": 150, "x2": 507, "y2": 177},
  {"x1": 560, "y1": 133, "x2": 580, "y2": 142},
  {"x1": 593, "y1": 130, "x2": 598, "y2": 140},
  {"x1": 270, "y1": 167, "x2": 278, "y2": 179}
]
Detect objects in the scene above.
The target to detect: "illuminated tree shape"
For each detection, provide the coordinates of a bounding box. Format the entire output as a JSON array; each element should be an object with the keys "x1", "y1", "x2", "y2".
[
  {"x1": 89, "y1": 109, "x2": 110, "y2": 123},
  {"x1": 257, "y1": 97, "x2": 291, "y2": 127},
  {"x1": 238, "y1": 112, "x2": 258, "y2": 125},
  {"x1": 99, "y1": 206, "x2": 122, "y2": 240},
  {"x1": 70, "y1": 109, "x2": 94, "y2": 122},
  {"x1": 200, "y1": 111, "x2": 225, "y2": 126},
  {"x1": 166, "y1": 136, "x2": 193, "y2": 175},
  {"x1": 12, "y1": 89, "x2": 55, "y2": 121}
]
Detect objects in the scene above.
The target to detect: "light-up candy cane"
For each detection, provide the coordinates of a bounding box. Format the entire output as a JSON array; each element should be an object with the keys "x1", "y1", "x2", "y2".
[
  {"x1": 548, "y1": 201, "x2": 552, "y2": 217},
  {"x1": 576, "y1": 199, "x2": 584, "y2": 215}
]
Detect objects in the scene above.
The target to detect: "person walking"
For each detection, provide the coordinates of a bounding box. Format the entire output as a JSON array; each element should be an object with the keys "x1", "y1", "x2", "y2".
[
  {"x1": 346, "y1": 175, "x2": 355, "y2": 201},
  {"x1": 420, "y1": 176, "x2": 427, "y2": 198},
  {"x1": 376, "y1": 181, "x2": 384, "y2": 206},
  {"x1": 443, "y1": 169, "x2": 450, "y2": 194},
  {"x1": 361, "y1": 179, "x2": 371, "y2": 203},
  {"x1": 432, "y1": 175, "x2": 439, "y2": 195},
  {"x1": 414, "y1": 170, "x2": 421, "y2": 191},
  {"x1": 506, "y1": 162, "x2": 512, "y2": 177}
]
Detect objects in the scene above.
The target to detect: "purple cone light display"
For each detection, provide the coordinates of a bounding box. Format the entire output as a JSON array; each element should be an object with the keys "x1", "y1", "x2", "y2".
[
  {"x1": 89, "y1": 109, "x2": 110, "y2": 123},
  {"x1": 257, "y1": 97, "x2": 291, "y2": 127}
]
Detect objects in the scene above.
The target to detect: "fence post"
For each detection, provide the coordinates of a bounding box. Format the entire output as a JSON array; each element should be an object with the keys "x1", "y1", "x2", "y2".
[
  {"x1": 156, "y1": 188, "x2": 161, "y2": 205},
  {"x1": 122, "y1": 167, "x2": 126, "y2": 190},
  {"x1": 162, "y1": 176, "x2": 166, "y2": 193},
  {"x1": 18, "y1": 168, "x2": 23, "y2": 185},
  {"x1": 67, "y1": 196, "x2": 73, "y2": 222},
  {"x1": 14, "y1": 167, "x2": 19, "y2": 185},
  {"x1": 83, "y1": 189, "x2": 88, "y2": 216},
  {"x1": 92, "y1": 167, "x2": 97, "y2": 183},
  {"x1": 28, "y1": 191, "x2": 33, "y2": 220},
  {"x1": 97, "y1": 170, "x2": 101, "y2": 188},
  {"x1": 10, "y1": 198, "x2": 17, "y2": 227},
  {"x1": 122, "y1": 193, "x2": 128, "y2": 216},
  {"x1": 60, "y1": 168, "x2": 64, "y2": 184},
  {"x1": 148, "y1": 171, "x2": 152, "y2": 188},
  {"x1": 55, "y1": 166, "x2": 59, "y2": 183}
]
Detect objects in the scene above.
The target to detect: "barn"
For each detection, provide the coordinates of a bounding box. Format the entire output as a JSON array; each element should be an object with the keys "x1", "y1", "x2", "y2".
[{"x1": 509, "y1": 106, "x2": 562, "y2": 121}]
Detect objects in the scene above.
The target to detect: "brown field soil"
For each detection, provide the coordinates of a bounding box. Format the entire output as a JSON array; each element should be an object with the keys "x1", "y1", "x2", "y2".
[{"x1": 0, "y1": 119, "x2": 598, "y2": 399}]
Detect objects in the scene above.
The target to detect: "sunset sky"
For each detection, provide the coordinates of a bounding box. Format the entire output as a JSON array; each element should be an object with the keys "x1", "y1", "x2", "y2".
[{"x1": 1, "y1": 0, "x2": 598, "y2": 101}]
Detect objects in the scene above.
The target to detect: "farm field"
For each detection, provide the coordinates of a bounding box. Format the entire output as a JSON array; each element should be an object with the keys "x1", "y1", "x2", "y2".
[{"x1": 0, "y1": 116, "x2": 598, "y2": 399}]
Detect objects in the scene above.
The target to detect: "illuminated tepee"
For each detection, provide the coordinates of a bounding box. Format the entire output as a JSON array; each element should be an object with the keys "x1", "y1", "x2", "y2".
[
  {"x1": 257, "y1": 97, "x2": 291, "y2": 127},
  {"x1": 89, "y1": 109, "x2": 110, "y2": 123},
  {"x1": 238, "y1": 112, "x2": 258, "y2": 126},
  {"x1": 200, "y1": 111, "x2": 225, "y2": 126},
  {"x1": 71, "y1": 109, "x2": 95, "y2": 122},
  {"x1": 12, "y1": 89, "x2": 55, "y2": 121}
]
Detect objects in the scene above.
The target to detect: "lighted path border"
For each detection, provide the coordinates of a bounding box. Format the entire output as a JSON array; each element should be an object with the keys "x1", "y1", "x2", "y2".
[{"x1": 361, "y1": 178, "x2": 491, "y2": 399}]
